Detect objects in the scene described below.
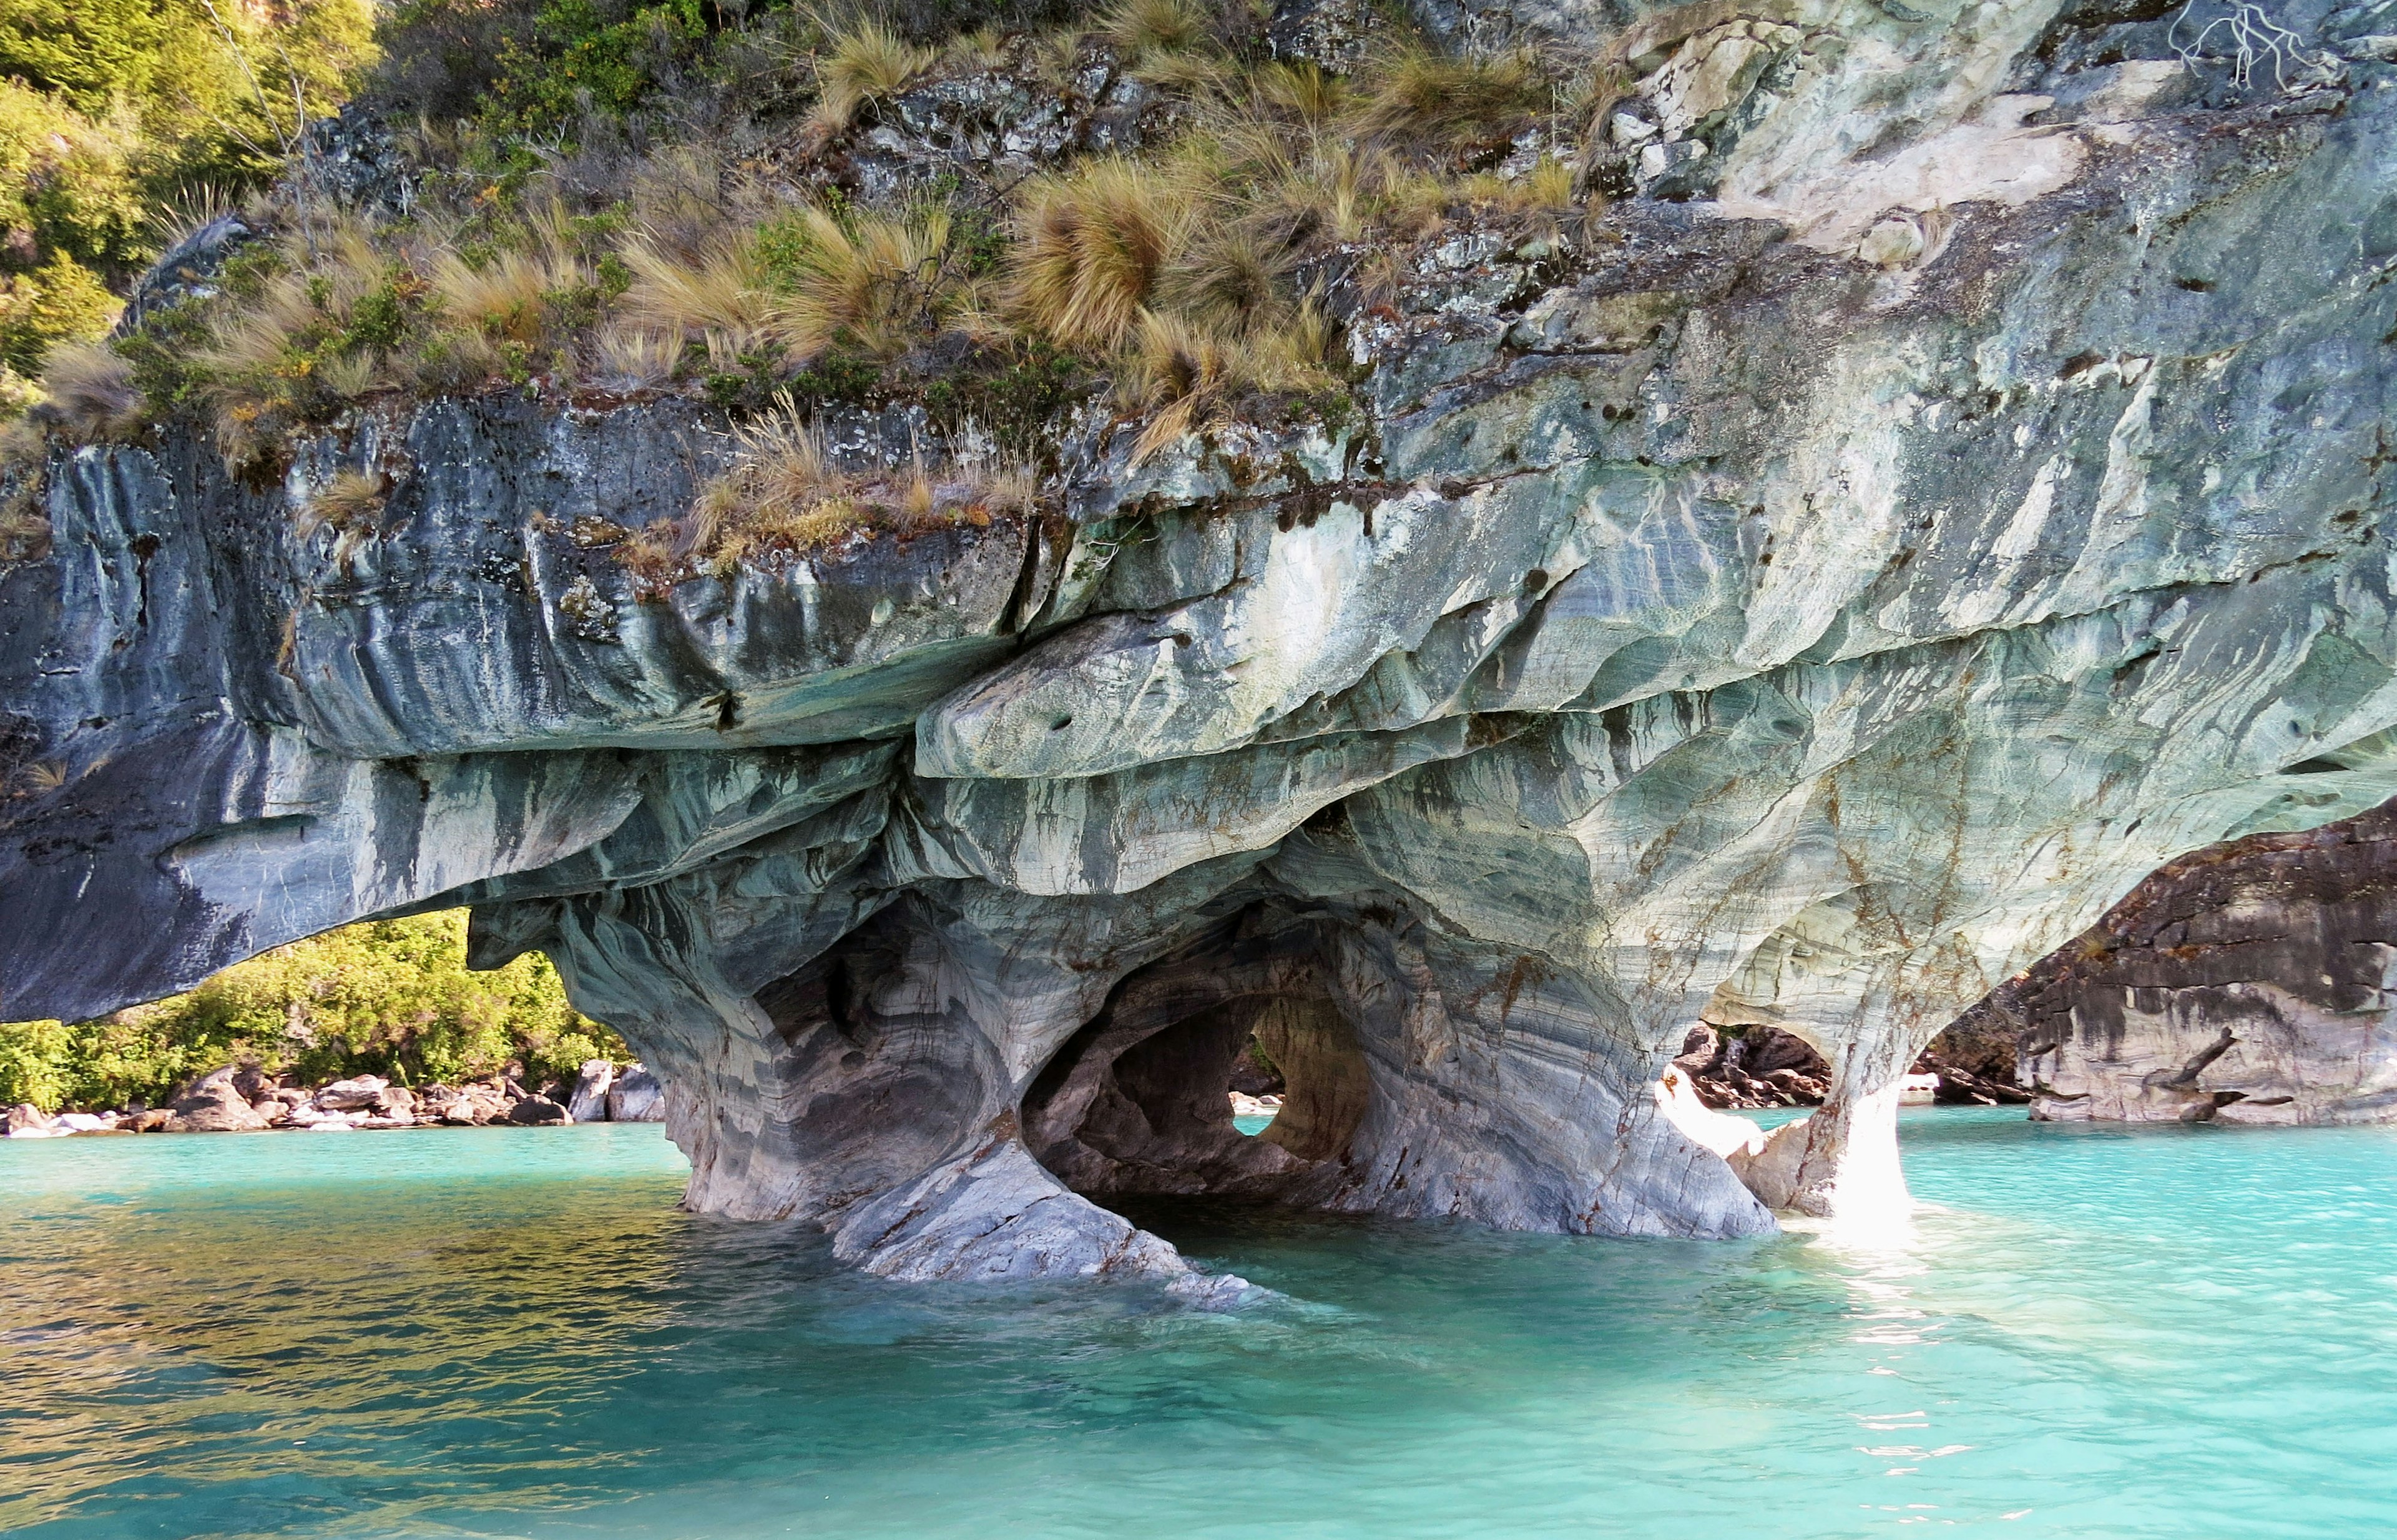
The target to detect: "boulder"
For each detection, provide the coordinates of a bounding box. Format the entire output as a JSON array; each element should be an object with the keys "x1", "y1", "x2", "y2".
[
  {"x1": 167, "y1": 1067, "x2": 275, "y2": 1132},
  {"x1": 604, "y1": 1067, "x2": 664, "y2": 1124},
  {"x1": 506, "y1": 1096, "x2": 571, "y2": 1126},
  {"x1": 3, "y1": 1102, "x2": 56, "y2": 1137},
  {"x1": 313, "y1": 1075, "x2": 389, "y2": 1111},
  {"x1": 565, "y1": 1059, "x2": 614, "y2": 1122},
  {"x1": 53, "y1": 1112, "x2": 110, "y2": 1132}
]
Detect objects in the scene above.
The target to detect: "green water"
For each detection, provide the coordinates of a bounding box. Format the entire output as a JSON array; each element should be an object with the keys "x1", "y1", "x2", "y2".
[{"x1": 5, "y1": 1110, "x2": 2395, "y2": 1538}]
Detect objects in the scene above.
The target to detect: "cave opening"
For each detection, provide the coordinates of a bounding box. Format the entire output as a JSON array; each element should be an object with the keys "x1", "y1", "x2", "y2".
[{"x1": 1019, "y1": 910, "x2": 1373, "y2": 1206}]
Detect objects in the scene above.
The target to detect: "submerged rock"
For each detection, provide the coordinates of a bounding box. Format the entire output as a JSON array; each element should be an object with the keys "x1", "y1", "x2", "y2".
[{"x1": 6, "y1": 0, "x2": 2397, "y2": 1281}]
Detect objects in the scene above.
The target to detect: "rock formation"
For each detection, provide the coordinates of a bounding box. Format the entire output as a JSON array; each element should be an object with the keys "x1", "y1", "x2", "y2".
[
  {"x1": 7, "y1": 0, "x2": 2397, "y2": 1287},
  {"x1": 1994, "y1": 797, "x2": 2397, "y2": 1124}
]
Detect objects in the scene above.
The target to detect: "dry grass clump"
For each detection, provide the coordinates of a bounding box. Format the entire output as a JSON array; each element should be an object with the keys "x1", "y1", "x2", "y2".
[
  {"x1": 764, "y1": 203, "x2": 972, "y2": 363},
  {"x1": 1117, "y1": 301, "x2": 1331, "y2": 461},
  {"x1": 182, "y1": 203, "x2": 639, "y2": 468},
  {"x1": 26, "y1": 342, "x2": 145, "y2": 444},
  {"x1": 297, "y1": 468, "x2": 390, "y2": 537},
  {"x1": 1009, "y1": 157, "x2": 1203, "y2": 350},
  {"x1": 625, "y1": 393, "x2": 1036, "y2": 583},
  {"x1": 616, "y1": 228, "x2": 777, "y2": 370},
  {"x1": 808, "y1": 14, "x2": 934, "y2": 138},
  {"x1": 1347, "y1": 43, "x2": 1547, "y2": 144},
  {"x1": 1102, "y1": 0, "x2": 1221, "y2": 61}
]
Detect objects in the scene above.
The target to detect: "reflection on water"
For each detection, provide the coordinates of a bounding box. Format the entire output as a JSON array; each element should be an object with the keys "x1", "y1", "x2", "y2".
[{"x1": 4, "y1": 1112, "x2": 2397, "y2": 1538}]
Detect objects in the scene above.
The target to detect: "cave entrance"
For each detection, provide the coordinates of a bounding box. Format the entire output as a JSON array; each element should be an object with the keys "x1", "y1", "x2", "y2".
[{"x1": 1020, "y1": 921, "x2": 1371, "y2": 1202}]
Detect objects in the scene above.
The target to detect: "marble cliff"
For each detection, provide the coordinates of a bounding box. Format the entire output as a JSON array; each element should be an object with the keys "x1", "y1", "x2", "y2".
[{"x1": 6, "y1": 0, "x2": 2397, "y2": 1291}]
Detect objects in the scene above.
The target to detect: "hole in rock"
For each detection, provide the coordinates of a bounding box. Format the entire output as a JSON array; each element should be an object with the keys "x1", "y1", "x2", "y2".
[{"x1": 1021, "y1": 918, "x2": 1373, "y2": 1204}]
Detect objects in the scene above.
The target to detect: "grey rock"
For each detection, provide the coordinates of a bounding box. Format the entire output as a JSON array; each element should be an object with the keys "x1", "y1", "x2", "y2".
[
  {"x1": 1998, "y1": 795, "x2": 2397, "y2": 1124},
  {"x1": 167, "y1": 1067, "x2": 274, "y2": 1133},
  {"x1": 114, "y1": 213, "x2": 260, "y2": 335},
  {"x1": 3, "y1": 1102, "x2": 54, "y2": 1136},
  {"x1": 313, "y1": 1076, "x2": 388, "y2": 1112},
  {"x1": 605, "y1": 1066, "x2": 665, "y2": 1123},
  {"x1": 566, "y1": 1059, "x2": 615, "y2": 1122},
  {"x1": 506, "y1": 1096, "x2": 571, "y2": 1126},
  {"x1": 7, "y1": 0, "x2": 2397, "y2": 1283}
]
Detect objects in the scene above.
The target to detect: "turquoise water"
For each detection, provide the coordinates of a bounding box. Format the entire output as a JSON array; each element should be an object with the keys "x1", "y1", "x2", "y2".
[{"x1": 6, "y1": 1110, "x2": 2396, "y2": 1538}]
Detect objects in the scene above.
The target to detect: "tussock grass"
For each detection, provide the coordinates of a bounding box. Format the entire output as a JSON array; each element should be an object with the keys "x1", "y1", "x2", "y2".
[
  {"x1": 764, "y1": 202, "x2": 968, "y2": 363},
  {"x1": 298, "y1": 468, "x2": 390, "y2": 536},
  {"x1": 618, "y1": 230, "x2": 778, "y2": 368},
  {"x1": 627, "y1": 391, "x2": 1037, "y2": 582},
  {"x1": 28, "y1": 343, "x2": 145, "y2": 444},
  {"x1": 1347, "y1": 43, "x2": 1547, "y2": 144},
  {"x1": 1009, "y1": 157, "x2": 1202, "y2": 350},
  {"x1": 809, "y1": 15, "x2": 934, "y2": 138},
  {"x1": 71, "y1": 9, "x2": 1605, "y2": 541},
  {"x1": 1118, "y1": 299, "x2": 1333, "y2": 462},
  {"x1": 1102, "y1": 0, "x2": 1222, "y2": 61}
]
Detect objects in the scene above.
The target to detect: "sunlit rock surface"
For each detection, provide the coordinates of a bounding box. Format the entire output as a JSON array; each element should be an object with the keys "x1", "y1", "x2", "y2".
[{"x1": 7, "y1": 0, "x2": 2397, "y2": 1282}]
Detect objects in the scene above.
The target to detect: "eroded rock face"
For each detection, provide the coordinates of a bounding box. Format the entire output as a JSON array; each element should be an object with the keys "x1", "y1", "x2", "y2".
[
  {"x1": 7, "y1": 0, "x2": 2397, "y2": 1283},
  {"x1": 2001, "y1": 798, "x2": 2397, "y2": 1124}
]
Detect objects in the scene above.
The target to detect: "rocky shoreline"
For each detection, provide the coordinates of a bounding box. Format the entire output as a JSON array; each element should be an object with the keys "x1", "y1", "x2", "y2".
[
  {"x1": 2, "y1": 1058, "x2": 663, "y2": 1138},
  {"x1": 1672, "y1": 1024, "x2": 2030, "y2": 1113}
]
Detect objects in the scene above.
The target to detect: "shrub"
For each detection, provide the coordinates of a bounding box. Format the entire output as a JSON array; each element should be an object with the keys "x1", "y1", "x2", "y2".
[
  {"x1": 0, "y1": 258, "x2": 119, "y2": 376},
  {"x1": 0, "y1": 82, "x2": 147, "y2": 285},
  {"x1": 479, "y1": 0, "x2": 710, "y2": 139},
  {"x1": 0, "y1": 910, "x2": 624, "y2": 1111}
]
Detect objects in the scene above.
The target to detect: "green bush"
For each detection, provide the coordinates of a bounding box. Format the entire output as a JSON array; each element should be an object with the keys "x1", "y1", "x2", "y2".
[
  {"x1": 0, "y1": 910, "x2": 627, "y2": 1112},
  {"x1": 479, "y1": 0, "x2": 710, "y2": 138},
  {"x1": 0, "y1": 253, "x2": 118, "y2": 373},
  {"x1": 0, "y1": 0, "x2": 373, "y2": 388}
]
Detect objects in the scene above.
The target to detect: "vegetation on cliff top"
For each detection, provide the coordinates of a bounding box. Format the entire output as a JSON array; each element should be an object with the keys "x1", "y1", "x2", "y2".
[
  {"x1": 0, "y1": 910, "x2": 626, "y2": 1114},
  {"x1": 6, "y1": 0, "x2": 1608, "y2": 569},
  {"x1": 0, "y1": 0, "x2": 374, "y2": 398}
]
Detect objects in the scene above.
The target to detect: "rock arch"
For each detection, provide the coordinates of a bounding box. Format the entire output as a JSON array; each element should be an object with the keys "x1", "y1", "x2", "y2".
[{"x1": 8, "y1": 0, "x2": 2397, "y2": 1290}]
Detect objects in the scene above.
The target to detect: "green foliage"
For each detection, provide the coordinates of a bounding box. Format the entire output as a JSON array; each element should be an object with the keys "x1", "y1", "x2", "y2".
[
  {"x1": 0, "y1": 253, "x2": 119, "y2": 373},
  {"x1": 923, "y1": 337, "x2": 1086, "y2": 460},
  {"x1": 0, "y1": 910, "x2": 625, "y2": 1113},
  {"x1": 480, "y1": 0, "x2": 710, "y2": 138},
  {"x1": 0, "y1": 0, "x2": 373, "y2": 389}
]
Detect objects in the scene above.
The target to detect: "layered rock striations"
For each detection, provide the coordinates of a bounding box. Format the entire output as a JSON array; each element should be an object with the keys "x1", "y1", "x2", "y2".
[
  {"x1": 7, "y1": 0, "x2": 2397, "y2": 1285},
  {"x1": 1997, "y1": 797, "x2": 2397, "y2": 1124}
]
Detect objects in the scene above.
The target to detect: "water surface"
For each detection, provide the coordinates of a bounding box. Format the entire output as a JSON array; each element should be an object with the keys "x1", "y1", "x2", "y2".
[{"x1": 6, "y1": 1109, "x2": 2395, "y2": 1538}]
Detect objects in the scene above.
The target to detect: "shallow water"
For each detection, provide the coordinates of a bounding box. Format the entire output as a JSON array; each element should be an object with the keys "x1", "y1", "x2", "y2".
[{"x1": 5, "y1": 1110, "x2": 2395, "y2": 1538}]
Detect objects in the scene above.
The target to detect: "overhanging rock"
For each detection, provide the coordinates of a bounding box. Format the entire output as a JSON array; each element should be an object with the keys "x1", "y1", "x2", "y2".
[{"x1": 6, "y1": 0, "x2": 2397, "y2": 1283}]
